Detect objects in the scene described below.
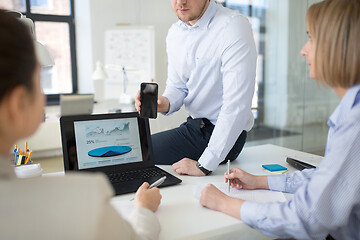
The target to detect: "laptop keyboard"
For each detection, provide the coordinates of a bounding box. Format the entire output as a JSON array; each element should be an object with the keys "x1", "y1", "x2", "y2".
[{"x1": 108, "y1": 168, "x2": 164, "y2": 183}]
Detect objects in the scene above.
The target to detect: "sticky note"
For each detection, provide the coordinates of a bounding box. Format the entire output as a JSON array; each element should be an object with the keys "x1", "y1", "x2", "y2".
[{"x1": 262, "y1": 164, "x2": 287, "y2": 172}]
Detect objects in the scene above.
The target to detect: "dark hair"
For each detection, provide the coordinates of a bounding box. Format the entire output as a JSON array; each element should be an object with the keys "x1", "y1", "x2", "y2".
[{"x1": 0, "y1": 9, "x2": 37, "y2": 102}]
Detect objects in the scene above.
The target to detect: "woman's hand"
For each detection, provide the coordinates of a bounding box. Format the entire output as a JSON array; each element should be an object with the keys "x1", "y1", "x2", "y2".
[
  {"x1": 134, "y1": 182, "x2": 162, "y2": 212},
  {"x1": 200, "y1": 184, "x2": 244, "y2": 220},
  {"x1": 224, "y1": 168, "x2": 269, "y2": 190}
]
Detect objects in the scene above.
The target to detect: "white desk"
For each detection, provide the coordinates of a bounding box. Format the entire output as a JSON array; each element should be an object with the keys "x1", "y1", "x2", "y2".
[{"x1": 110, "y1": 144, "x2": 323, "y2": 240}]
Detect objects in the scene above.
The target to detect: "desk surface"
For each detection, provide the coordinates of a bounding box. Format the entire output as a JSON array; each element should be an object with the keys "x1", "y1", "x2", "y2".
[
  {"x1": 108, "y1": 144, "x2": 323, "y2": 240},
  {"x1": 40, "y1": 144, "x2": 323, "y2": 239}
]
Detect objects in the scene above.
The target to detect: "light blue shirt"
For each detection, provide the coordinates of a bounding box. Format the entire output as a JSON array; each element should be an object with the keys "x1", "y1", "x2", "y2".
[
  {"x1": 241, "y1": 84, "x2": 360, "y2": 240},
  {"x1": 163, "y1": 1, "x2": 257, "y2": 171}
]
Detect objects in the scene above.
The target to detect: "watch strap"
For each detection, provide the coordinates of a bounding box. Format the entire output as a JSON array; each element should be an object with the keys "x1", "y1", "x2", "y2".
[{"x1": 196, "y1": 162, "x2": 212, "y2": 175}]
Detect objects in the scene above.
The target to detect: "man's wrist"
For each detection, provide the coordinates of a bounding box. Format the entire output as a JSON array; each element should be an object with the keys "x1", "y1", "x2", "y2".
[{"x1": 196, "y1": 162, "x2": 212, "y2": 175}]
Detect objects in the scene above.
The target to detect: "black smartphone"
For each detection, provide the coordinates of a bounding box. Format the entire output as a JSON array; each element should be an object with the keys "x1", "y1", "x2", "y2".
[{"x1": 139, "y1": 82, "x2": 158, "y2": 119}]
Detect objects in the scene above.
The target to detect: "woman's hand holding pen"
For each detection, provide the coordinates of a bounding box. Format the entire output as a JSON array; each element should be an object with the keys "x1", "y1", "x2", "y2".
[
  {"x1": 224, "y1": 168, "x2": 269, "y2": 190},
  {"x1": 134, "y1": 182, "x2": 162, "y2": 212},
  {"x1": 200, "y1": 168, "x2": 270, "y2": 220}
]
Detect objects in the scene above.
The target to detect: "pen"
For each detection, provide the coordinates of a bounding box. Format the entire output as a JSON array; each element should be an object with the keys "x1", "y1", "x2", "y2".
[
  {"x1": 130, "y1": 176, "x2": 166, "y2": 201},
  {"x1": 14, "y1": 145, "x2": 18, "y2": 165},
  {"x1": 149, "y1": 176, "x2": 166, "y2": 188},
  {"x1": 227, "y1": 160, "x2": 230, "y2": 193},
  {"x1": 25, "y1": 142, "x2": 28, "y2": 157},
  {"x1": 25, "y1": 151, "x2": 32, "y2": 164}
]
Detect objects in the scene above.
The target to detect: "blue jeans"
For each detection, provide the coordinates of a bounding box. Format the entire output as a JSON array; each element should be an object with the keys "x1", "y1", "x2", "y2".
[{"x1": 151, "y1": 117, "x2": 247, "y2": 165}]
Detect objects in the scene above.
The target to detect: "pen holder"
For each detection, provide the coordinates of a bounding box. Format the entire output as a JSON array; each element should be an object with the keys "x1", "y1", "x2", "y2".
[
  {"x1": 14, "y1": 149, "x2": 32, "y2": 166},
  {"x1": 14, "y1": 163, "x2": 43, "y2": 178}
]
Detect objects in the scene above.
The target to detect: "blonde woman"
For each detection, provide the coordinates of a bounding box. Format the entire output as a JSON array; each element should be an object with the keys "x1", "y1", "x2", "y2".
[
  {"x1": 200, "y1": 0, "x2": 360, "y2": 239},
  {"x1": 0, "y1": 10, "x2": 161, "y2": 240}
]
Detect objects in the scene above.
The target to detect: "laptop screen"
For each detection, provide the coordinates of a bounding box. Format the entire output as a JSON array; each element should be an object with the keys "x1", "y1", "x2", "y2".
[
  {"x1": 60, "y1": 112, "x2": 154, "y2": 172},
  {"x1": 74, "y1": 117, "x2": 143, "y2": 170}
]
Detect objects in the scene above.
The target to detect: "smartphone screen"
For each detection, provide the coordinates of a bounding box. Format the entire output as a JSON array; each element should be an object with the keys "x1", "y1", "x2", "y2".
[{"x1": 139, "y1": 82, "x2": 158, "y2": 119}]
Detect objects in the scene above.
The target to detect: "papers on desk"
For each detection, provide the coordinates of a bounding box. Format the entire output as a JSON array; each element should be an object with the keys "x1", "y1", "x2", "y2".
[
  {"x1": 110, "y1": 198, "x2": 134, "y2": 220},
  {"x1": 110, "y1": 183, "x2": 287, "y2": 221},
  {"x1": 193, "y1": 182, "x2": 287, "y2": 203}
]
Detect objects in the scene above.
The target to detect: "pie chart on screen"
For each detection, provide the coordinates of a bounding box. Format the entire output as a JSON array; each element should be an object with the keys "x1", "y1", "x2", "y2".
[{"x1": 88, "y1": 146, "x2": 132, "y2": 157}]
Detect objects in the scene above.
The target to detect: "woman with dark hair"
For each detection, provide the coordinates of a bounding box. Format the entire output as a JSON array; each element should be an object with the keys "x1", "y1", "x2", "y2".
[
  {"x1": 200, "y1": 0, "x2": 360, "y2": 239},
  {"x1": 0, "y1": 10, "x2": 162, "y2": 240}
]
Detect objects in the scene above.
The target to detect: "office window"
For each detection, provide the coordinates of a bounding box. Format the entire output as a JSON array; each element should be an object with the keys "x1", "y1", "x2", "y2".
[
  {"x1": 30, "y1": 0, "x2": 70, "y2": 15},
  {"x1": 0, "y1": 0, "x2": 77, "y2": 104}
]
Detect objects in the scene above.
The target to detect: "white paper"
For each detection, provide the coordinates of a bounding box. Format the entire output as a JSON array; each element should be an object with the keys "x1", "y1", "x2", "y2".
[
  {"x1": 110, "y1": 198, "x2": 134, "y2": 220},
  {"x1": 193, "y1": 182, "x2": 286, "y2": 203}
]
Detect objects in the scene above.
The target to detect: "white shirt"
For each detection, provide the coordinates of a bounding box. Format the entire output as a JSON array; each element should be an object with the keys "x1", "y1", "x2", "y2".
[
  {"x1": 0, "y1": 156, "x2": 160, "y2": 240},
  {"x1": 163, "y1": 0, "x2": 257, "y2": 171}
]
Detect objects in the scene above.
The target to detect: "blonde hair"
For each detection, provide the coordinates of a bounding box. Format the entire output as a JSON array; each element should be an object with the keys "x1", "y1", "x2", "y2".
[{"x1": 307, "y1": 0, "x2": 360, "y2": 88}]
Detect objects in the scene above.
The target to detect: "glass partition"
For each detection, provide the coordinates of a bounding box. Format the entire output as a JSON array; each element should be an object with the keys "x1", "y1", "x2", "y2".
[{"x1": 222, "y1": 0, "x2": 339, "y2": 156}]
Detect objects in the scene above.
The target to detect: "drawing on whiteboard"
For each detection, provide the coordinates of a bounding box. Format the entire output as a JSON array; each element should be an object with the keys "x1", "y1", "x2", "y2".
[{"x1": 104, "y1": 26, "x2": 155, "y2": 101}]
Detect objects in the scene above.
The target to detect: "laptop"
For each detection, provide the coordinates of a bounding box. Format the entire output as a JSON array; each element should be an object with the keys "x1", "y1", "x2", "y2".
[
  {"x1": 60, "y1": 94, "x2": 94, "y2": 117},
  {"x1": 60, "y1": 112, "x2": 182, "y2": 195}
]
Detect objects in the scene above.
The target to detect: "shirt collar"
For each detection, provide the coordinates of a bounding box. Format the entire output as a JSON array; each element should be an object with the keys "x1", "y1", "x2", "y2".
[
  {"x1": 328, "y1": 84, "x2": 360, "y2": 129},
  {"x1": 0, "y1": 154, "x2": 16, "y2": 180},
  {"x1": 176, "y1": 0, "x2": 217, "y2": 30}
]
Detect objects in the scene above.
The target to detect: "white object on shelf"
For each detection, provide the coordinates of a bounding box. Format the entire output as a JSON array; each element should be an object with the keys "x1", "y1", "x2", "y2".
[{"x1": 92, "y1": 61, "x2": 107, "y2": 102}]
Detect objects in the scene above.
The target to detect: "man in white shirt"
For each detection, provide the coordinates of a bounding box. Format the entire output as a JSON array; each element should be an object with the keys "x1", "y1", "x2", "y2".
[{"x1": 136, "y1": 0, "x2": 257, "y2": 176}]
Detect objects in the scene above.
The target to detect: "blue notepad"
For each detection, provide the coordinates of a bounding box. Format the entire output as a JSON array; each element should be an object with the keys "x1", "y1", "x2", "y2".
[{"x1": 262, "y1": 164, "x2": 287, "y2": 172}]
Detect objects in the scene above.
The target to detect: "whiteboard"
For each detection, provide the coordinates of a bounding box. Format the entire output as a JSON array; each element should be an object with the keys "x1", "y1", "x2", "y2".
[{"x1": 104, "y1": 26, "x2": 155, "y2": 99}]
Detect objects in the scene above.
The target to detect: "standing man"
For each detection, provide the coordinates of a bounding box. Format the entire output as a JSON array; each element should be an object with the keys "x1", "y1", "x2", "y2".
[{"x1": 136, "y1": 0, "x2": 256, "y2": 176}]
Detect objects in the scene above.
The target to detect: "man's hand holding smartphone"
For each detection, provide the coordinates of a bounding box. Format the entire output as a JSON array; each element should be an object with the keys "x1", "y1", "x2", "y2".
[{"x1": 135, "y1": 82, "x2": 170, "y2": 118}]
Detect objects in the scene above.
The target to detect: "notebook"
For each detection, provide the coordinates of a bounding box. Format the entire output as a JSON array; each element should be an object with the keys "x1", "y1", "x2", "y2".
[{"x1": 60, "y1": 112, "x2": 182, "y2": 195}]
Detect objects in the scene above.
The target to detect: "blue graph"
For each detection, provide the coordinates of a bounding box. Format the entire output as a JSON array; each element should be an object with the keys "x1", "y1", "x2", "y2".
[{"x1": 88, "y1": 146, "x2": 132, "y2": 157}]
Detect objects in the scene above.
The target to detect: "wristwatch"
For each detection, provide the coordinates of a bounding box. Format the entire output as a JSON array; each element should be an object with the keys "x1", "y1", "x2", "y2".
[{"x1": 196, "y1": 162, "x2": 212, "y2": 175}]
